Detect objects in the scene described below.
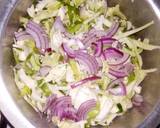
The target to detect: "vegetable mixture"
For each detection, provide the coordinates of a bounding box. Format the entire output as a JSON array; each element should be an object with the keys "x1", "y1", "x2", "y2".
[{"x1": 13, "y1": 0, "x2": 160, "y2": 127}]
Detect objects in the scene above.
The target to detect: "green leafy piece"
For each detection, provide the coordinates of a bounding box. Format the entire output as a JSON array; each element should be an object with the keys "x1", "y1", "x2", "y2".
[
  {"x1": 58, "y1": 0, "x2": 82, "y2": 33},
  {"x1": 87, "y1": 102, "x2": 100, "y2": 119},
  {"x1": 116, "y1": 21, "x2": 154, "y2": 39},
  {"x1": 73, "y1": 0, "x2": 85, "y2": 7},
  {"x1": 69, "y1": 60, "x2": 81, "y2": 80},
  {"x1": 23, "y1": 63, "x2": 35, "y2": 76},
  {"x1": 42, "y1": 18, "x2": 54, "y2": 34},
  {"x1": 29, "y1": 54, "x2": 40, "y2": 71},
  {"x1": 57, "y1": 0, "x2": 70, "y2": 5},
  {"x1": 67, "y1": 4, "x2": 82, "y2": 24},
  {"x1": 13, "y1": 48, "x2": 20, "y2": 64},
  {"x1": 61, "y1": 80, "x2": 68, "y2": 86},
  {"x1": 131, "y1": 56, "x2": 140, "y2": 68},
  {"x1": 47, "y1": 1, "x2": 62, "y2": 11},
  {"x1": 107, "y1": 5, "x2": 126, "y2": 20},
  {"x1": 37, "y1": 79, "x2": 52, "y2": 96},
  {"x1": 97, "y1": 76, "x2": 110, "y2": 90},
  {"x1": 20, "y1": 17, "x2": 29, "y2": 27},
  {"x1": 42, "y1": 52, "x2": 60, "y2": 67},
  {"x1": 116, "y1": 103, "x2": 123, "y2": 113},
  {"x1": 24, "y1": 40, "x2": 35, "y2": 49},
  {"x1": 130, "y1": 38, "x2": 160, "y2": 51},
  {"x1": 23, "y1": 53, "x2": 40, "y2": 75},
  {"x1": 127, "y1": 72, "x2": 135, "y2": 84},
  {"x1": 41, "y1": 83, "x2": 52, "y2": 96},
  {"x1": 30, "y1": 1, "x2": 62, "y2": 23},
  {"x1": 86, "y1": 0, "x2": 107, "y2": 13},
  {"x1": 77, "y1": 22, "x2": 91, "y2": 33},
  {"x1": 21, "y1": 85, "x2": 32, "y2": 96},
  {"x1": 37, "y1": 79, "x2": 44, "y2": 86},
  {"x1": 67, "y1": 22, "x2": 82, "y2": 33},
  {"x1": 32, "y1": 0, "x2": 38, "y2": 7},
  {"x1": 34, "y1": 10, "x2": 58, "y2": 22},
  {"x1": 85, "y1": 123, "x2": 90, "y2": 128}
]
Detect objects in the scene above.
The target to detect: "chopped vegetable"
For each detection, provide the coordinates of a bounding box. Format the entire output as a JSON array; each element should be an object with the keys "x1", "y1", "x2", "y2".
[
  {"x1": 116, "y1": 103, "x2": 123, "y2": 113},
  {"x1": 13, "y1": 0, "x2": 159, "y2": 127}
]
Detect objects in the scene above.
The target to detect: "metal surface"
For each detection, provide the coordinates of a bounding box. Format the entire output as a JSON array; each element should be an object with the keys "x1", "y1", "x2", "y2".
[{"x1": 0, "y1": 0, "x2": 160, "y2": 128}]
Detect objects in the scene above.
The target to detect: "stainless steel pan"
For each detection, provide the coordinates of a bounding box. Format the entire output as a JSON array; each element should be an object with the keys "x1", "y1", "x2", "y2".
[{"x1": 0, "y1": 0, "x2": 160, "y2": 128}]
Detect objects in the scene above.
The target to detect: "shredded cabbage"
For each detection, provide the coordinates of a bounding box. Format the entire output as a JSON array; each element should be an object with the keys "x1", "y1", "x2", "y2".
[
  {"x1": 12, "y1": 0, "x2": 160, "y2": 127},
  {"x1": 69, "y1": 86, "x2": 97, "y2": 109},
  {"x1": 116, "y1": 21, "x2": 154, "y2": 39}
]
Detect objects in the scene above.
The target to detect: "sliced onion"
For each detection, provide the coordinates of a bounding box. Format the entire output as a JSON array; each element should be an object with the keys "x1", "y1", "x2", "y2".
[
  {"x1": 94, "y1": 41, "x2": 103, "y2": 57},
  {"x1": 70, "y1": 76, "x2": 101, "y2": 88},
  {"x1": 105, "y1": 21, "x2": 119, "y2": 37},
  {"x1": 77, "y1": 99, "x2": 96, "y2": 120},
  {"x1": 123, "y1": 63, "x2": 134, "y2": 74},
  {"x1": 103, "y1": 48, "x2": 123, "y2": 60},
  {"x1": 27, "y1": 21, "x2": 47, "y2": 49},
  {"x1": 132, "y1": 101, "x2": 142, "y2": 106},
  {"x1": 75, "y1": 51, "x2": 99, "y2": 75},
  {"x1": 62, "y1": 107, "x2": 78, "y2": 121},
  {"x1": 108, "y1": 53, "x2": 129, "y2": 66},
  {"x1": 82, "y1": 28, "x2": 97, "y2": 42},
  {"x1": 132, "y1": 94, "x2": 143, "y2": 106},
  {"x1": 96, "y1": 57, "x2": 103, "y2": 68},
  {"x1": 84, "y1": 35, "x2": 99, "y2": 48},
  {"x1": 28, "y1": 21, "x2": 45, "y2": 32},
  {"x1": 26, "y1": 21, "x2": 50, "y2": 53},
  {"x1": 43, "y1": 94, "x2": 57, "y2": 112},
  {"x1": 99, "y1": 37, "x2": 117, "y2": 45},
  {"x1": 82, "y1": 22, "x2": 119, "y2": 48},
  {"x1": 112, "y1": 41, "x2": 122, "y2": 49},
  {"x1": 82, "y1": 29, "x2": 105, "y2": 48},
  {"x1": 62, "y1": 43, "x2": 76, "y2": 58},
  {"x1": 26, "y1": 26, "x2": 41, "y2": 49},
  {"x1": 108, "y1": 78, "x2": 127, "y2": 96},
  {"x1": 39, "y1": 66, "x2": 52, "y2": 77},
  {"x1": 54, "y1": 16, "x2": 66, "y2": 32},
  {"x1": 109, "y1": 68, "x2": 128, "y2": 78},
  {"x1": 52, "y1": 96, "x2": 72, "y2": 114},
  {"x1": 44, "y1": 95, "x2": 79, "y2": 121},
  {"x1": 15, "y1": 31, "x2": 28, "y2": 37},
  {"x1": 86, "y1": 28, "x2": 108, "y2": 38},
  {"x1": 28, "y1": 20, "x2": 49, "y2": 41},
  {"x1": 109, "y1": 62, "x2": 134, "y2": 78},
  {"x1": 103, "y1": 48, "x2": 130, "y2": 66},
  {"x1": 133, "y1": 94, "x2": 143, "y2": 103},
  {"x1": 15, "y1": 31, "x2": 32, "y2": 41},
  {"x1": 51, "y1": 96, "x2": 71, "y2": 109}
]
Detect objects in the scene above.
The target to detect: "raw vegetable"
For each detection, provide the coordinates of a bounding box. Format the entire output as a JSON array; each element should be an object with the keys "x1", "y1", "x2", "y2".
[{"x1": 13, "y1": 0, "x2": 160, "y2": 127}]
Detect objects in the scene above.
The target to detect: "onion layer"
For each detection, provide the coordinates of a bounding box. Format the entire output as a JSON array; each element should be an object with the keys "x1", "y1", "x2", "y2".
[
  {"x1": 44, "y1": 95, "x2": 79, "y2": 121},
  {"x1": 54, "y1": 16, "x2": 66, "y2": 32},
  {"x1": 105, "y1": 21, "x2": 119, "y2": 37},
  {"x1": 62, "y1": 43, "x2": 76, "y2": 58},
  {"x1": 103, "y1": 48, "x2": 130, "y2": 66},
  {"x1": 15, "y1": 31, "x2": 32, "y2": 41},
  {"x1": 75, "y1": 51, "x2": 99, "y2": 75},
  {"x1": 26, "y1": 21, "x2": 50, "y2": 53},
  {"x1": 77, "y1": 99, "x2": 96, "y2": 120},
  {"x1": 109, "y1": 62, "x2": 134, "y2": 78},
  {"x1": 107, "y1": 78, "x2": 127, "y2": 96},
  {"x1": 132, "y1": 94, "x2": 143, "y2": 106},
  {"x1": 70, "y1": 76, "x2": 101, "y2": 88}
]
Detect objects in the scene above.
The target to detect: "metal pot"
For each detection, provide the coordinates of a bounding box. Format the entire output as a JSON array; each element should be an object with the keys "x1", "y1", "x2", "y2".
[{"x1": 0, "y1": 0, "x2": 160, "y2": 128}]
